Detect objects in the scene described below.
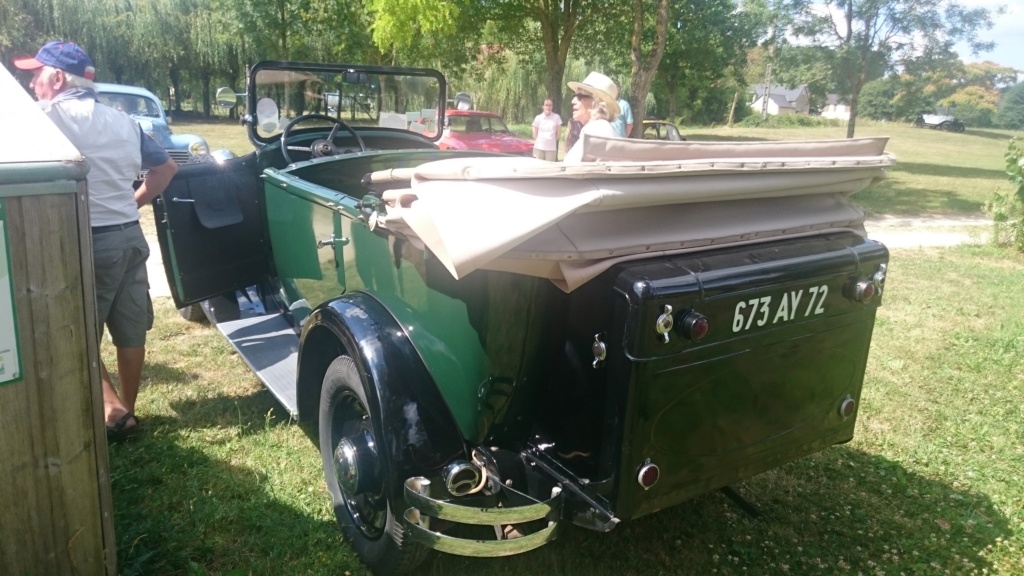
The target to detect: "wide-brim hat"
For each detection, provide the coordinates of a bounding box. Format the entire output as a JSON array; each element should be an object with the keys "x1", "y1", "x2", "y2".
[{"x1": 567, "y1": 71, "x2": 620, "y2": 118}]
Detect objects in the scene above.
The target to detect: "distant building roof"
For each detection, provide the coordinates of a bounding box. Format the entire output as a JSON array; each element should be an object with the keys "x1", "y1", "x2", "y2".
[
  {"x1": 750, "y1": 84, "x2": 807, "y2": 104},
  {"x1": 826, "y1": 93, "x2": 847, "y2": 106}
]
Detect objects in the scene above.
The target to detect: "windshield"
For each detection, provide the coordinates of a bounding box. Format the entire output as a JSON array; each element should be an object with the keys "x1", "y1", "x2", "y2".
[
  {"x1": 98, "y1": 93, "x2": 162, "y2": 118},
  {"x1": 249, "y1": 63, "x2": 445, "y2": 142},
  {"x1": 447, "y1": 114, "x2": 510, "y2": 134}
]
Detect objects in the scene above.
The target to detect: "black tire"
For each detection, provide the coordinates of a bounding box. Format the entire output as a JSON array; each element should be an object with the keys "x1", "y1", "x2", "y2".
[
  {"x1": 319, "y1": 356, "x2": 428, "y2": 575},
  {"x1": 177, "y1": 303, "x2": 206, "y2": 323}
]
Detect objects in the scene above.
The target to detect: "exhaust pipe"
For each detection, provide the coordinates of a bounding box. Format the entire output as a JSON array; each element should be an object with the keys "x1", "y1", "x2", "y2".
[{"x1": 443, "y1": 460, "x2": 486, "y2": 496}]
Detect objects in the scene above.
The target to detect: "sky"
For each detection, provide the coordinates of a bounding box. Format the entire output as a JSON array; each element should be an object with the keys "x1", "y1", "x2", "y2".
[{"x1": 954, "y1": 0, "x2": 1024, "y2": 74}]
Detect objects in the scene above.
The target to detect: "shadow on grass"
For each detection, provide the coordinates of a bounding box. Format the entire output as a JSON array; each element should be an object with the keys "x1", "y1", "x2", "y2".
[
  {"x1": 107, "y1": 432, "x2": 367, "y2": 576},
  {"x1": 963, "y1": 129, "x2": 1020, "y2": 142},
  {"x1": 893, "y1": 161, "x2": 1007, "y2": 181},
  {"x1": 426, "y1": 446, "x2": 1012, "y2": 576},
  {"x1": 855, "y1": 182, "x2": 986, "y2": 216}
]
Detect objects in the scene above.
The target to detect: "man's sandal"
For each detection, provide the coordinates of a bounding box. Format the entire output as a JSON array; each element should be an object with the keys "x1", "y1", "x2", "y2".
[{"x1": 106, "y1": 411, "x2": 140, "y2": 442}]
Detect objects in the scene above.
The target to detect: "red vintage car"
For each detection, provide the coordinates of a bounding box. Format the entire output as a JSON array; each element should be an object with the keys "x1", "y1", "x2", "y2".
[{"x1": 438, "y1": 109, "x2": 534, "y2": 155}]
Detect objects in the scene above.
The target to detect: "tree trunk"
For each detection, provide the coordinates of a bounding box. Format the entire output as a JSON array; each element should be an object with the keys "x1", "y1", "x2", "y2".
[
  {"x1": 728, "y1": 89, "x2": 739, "y2": 126},
  {"x1": 535, "y1": 2, "x2": 576, "y2": 118},
  {"x1": 201, "y1": 72, "x2": 212, "y2": 118},
  {"x1": 169, "y1": 66, "x2": 182, "y2": 113},
  {"x1": 628, "y1": 0, "x2": 670, "y2": 137}
]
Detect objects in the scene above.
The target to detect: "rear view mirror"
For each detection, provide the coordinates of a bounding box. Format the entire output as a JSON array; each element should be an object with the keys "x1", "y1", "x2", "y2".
[
  {"x1": 343, "y1": 71, "x2": 369, "y2": 84},
  {"x1": 216, "y1": 87, "x2": 240, "y2": 109}
]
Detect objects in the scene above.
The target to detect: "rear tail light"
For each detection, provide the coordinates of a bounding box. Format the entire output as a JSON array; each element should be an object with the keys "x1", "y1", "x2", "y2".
[{"x1": 637, "y1": 460, "x2": 660, "y2": 490}]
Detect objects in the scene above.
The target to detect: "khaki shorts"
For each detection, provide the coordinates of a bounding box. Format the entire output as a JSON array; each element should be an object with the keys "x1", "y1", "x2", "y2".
[
  {"x1": 533, "y1": 148, "x2": 557, "y2": 161},
  {"x1": 92, "y1": 224, "x2": 153, "y2": 348}
]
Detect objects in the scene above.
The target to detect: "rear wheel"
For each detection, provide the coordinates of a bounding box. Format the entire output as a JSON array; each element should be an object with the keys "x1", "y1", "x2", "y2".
[
  {"x1": 319, "y1": 356, "x2": 428, "y2": 575},
  {"x1": 177, "y1": 303, "x2": 206, "y2": 323}
]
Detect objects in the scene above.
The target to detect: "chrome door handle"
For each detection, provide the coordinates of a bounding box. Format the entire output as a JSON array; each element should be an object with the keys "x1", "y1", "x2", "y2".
[
  {"x1": 172, "y1": 197, "x2": 195, "y2": 203},
  {"x1": 317, "y1": 235, "x2": 350, "y2": 249}
]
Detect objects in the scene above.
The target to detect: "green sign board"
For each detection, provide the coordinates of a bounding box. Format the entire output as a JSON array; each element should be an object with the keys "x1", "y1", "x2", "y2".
[{"x1": 0, "y1": 198, "x2": 22, "y2": 384}]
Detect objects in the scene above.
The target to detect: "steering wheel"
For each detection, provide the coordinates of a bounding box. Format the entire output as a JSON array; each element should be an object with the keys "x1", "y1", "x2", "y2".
[{"x1": 280, "y1": 113, "x2": 367, "y2": 164}]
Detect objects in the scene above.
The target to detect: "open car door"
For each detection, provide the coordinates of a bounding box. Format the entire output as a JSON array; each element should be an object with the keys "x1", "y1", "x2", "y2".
[{"x1": 153, "y1": 153, "x2": 271, "y2": 309}]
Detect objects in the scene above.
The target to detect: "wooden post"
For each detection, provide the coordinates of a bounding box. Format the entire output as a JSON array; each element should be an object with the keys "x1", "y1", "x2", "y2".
[{"x1": 0, "y1": 67, "x2": 116, "y2": 575}]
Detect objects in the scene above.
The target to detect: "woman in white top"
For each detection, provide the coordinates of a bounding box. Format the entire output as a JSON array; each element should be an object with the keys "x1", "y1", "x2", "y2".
[{"x1": 562, "y1": 71, "x2": 620, "y2": 163}]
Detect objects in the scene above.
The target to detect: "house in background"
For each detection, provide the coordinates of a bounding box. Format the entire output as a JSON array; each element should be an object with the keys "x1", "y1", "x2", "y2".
[
  {"x1": 821, "y1": 93, "x2": 851, "y2": 120},
  {"x1": 749, "y1": 84, "x2": 810, "y2": 116}
]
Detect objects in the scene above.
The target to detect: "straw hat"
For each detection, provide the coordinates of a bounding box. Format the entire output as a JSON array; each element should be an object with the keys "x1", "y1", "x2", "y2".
[{"x1": 567, "y1": 71, "x2": 620, "y2": 118}]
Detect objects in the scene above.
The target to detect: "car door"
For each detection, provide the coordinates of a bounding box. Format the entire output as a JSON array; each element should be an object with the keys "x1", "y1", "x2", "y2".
[{"x1": 153, "y1": 153, "x2": 272, "y2": 309}]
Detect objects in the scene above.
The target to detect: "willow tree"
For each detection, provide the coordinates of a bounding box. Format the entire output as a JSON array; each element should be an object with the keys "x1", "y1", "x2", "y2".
[
  {"x1": 48, "y1": 0, "x2": 144, "y2": 83},
  {"x1": 794, "y1": 0, "x2": 999, "y2": 138}
]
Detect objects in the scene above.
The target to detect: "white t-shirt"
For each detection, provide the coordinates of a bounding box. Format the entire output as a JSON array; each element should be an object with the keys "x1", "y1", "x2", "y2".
[
  {"x1": 562, "y1": 119, "x2": 615, "y2": 163},
  {"x1": 532, "y1": 112, "x2": 562, "y2": 152},
  {"x1": 43, "y1": 97, "x2": 143, "y2": 226}
]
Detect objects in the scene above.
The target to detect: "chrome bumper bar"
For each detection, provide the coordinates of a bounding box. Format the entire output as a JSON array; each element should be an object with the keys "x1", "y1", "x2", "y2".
[{"x1": 402, "y1": 476, "x2": 562, "y2": 557}]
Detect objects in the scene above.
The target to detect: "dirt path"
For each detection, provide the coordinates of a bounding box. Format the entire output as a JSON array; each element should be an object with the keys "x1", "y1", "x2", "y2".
[{"x1": 864, "y1": 214, "x2": 991, "y2": 249}]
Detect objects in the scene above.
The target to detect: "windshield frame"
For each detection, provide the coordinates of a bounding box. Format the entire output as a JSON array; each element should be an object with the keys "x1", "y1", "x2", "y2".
[{"x1": 246, "y1": 60, "x2": 447, "y2": 148}]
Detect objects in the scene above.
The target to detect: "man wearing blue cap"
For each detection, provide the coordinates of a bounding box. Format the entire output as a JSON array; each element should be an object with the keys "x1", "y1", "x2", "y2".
[{"x1": 14, "y1": 41, "x2": 178, "y2": 441}]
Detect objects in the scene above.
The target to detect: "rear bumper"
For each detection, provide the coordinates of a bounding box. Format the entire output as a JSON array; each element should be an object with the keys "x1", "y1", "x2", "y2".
[{"x1": 402, "y1": 476, "x2": 561, "y2": 556}]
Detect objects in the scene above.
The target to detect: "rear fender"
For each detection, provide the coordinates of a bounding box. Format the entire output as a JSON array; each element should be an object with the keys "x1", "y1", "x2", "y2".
[{"x1": 296, "y1": 291, "x2": 468, "y2": 498}]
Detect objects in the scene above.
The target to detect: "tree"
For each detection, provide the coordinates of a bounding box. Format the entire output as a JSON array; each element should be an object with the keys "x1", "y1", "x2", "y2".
[
  {"x1": 626, "y1": 0, "x2": 669, "y2": 136},
  {"x1": 858, "y1": 76, "x2": 897, "y2": 120},
  {"x1": 652, "y1": 0, "x2": 755, "y2": 125},
  {"x1": 998, "y1": 83, "x2": 1024, "y2": 130},
  {"x1": 794, "y1": 0, "x2": 999, "y2": 138}
]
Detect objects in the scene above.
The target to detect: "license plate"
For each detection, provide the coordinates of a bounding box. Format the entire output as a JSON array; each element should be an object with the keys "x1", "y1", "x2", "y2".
[{"x1": 730, "y1": 284, "x2": 829, "y2": 333}]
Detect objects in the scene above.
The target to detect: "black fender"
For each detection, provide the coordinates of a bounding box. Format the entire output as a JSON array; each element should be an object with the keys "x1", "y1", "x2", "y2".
[{"x1": 295, "y1": 291, "x2": 468, "y2": 501}]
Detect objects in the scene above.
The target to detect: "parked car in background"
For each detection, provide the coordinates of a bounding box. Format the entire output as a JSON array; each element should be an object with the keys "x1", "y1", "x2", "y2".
[
  {"x1": 437, "y1": 109, "x2": 534, "y2": 155},
  {"x1": 96, "y1": 83, "x2": 211, "y2": 163},
  {"x1": 913, "y1": 113, "x2": 966, "y2": 132},
  {"x1": 641, "y1": 119, "x2": 687, "y2": 141}
]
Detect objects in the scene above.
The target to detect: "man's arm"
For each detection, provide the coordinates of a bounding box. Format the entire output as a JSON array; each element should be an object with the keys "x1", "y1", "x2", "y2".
[
  {"x1": 626, "y1": 123, "x2": 633, "y2": 138},
  {"x1": 135, "y1": 157, "x2": 177, "y2": 207}
]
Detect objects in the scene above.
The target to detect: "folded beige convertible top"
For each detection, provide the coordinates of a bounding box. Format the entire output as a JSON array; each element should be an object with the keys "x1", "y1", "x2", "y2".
[{"x1": 374, "y1": 135, "x2": 895, "y2": 291}]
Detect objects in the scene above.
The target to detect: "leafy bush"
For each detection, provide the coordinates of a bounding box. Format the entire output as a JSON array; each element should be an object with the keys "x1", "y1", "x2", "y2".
[
  {"x1": 737, "y1": 113, "x2": 842, "y2": 128},
  {"x1": 859, "y1": 78, "x2": 897, "y2": 121},
  {"x1": 986, "y1": 138, "x2": 1024, "y2": 252},
  {"x1": 997, "y1": 82, "x2": 1024, "y2": 130}
]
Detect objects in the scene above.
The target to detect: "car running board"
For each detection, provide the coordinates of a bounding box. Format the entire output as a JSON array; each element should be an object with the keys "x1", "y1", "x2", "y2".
[{"x1": 215, "y1": 312, "x2": 300, "y2": 417}]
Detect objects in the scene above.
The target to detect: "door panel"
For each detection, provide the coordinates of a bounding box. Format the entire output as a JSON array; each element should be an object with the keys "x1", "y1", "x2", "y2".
[{"x1": 153, "y1": 153, "x2": 271, "y2": 308}]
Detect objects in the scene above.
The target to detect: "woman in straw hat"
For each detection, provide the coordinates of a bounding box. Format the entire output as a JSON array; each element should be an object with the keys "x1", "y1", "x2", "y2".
[{"x1": 563, "y1": 71, "x2": 620, "y2": 162}]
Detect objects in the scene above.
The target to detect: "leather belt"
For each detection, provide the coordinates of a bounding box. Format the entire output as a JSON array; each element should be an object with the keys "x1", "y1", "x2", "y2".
[{"x1": 91, "y1": 220, "x2": 140, "y2": 234}]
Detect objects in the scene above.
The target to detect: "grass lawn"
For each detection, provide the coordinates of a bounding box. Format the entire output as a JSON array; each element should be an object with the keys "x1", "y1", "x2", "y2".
[{"x1": 111, "y1": 120, "x2": 1024, "y2": 575}]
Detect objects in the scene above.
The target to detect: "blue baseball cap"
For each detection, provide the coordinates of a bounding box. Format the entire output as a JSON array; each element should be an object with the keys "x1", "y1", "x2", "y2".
[{"x1": 13, "y1": 41, "x2": 96, "y2": 80}]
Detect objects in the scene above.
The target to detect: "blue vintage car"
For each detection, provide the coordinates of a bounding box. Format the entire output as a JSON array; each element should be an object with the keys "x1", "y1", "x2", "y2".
[
  {"x1": 154, "y1": 60, "x2": 892, "y2": 575},
  {"x1": 95, "y1": 82, "x2": 210, "y2": 163}
]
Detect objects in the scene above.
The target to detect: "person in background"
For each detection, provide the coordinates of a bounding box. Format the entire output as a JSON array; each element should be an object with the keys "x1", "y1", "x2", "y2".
[
  {"x1": 611, "y1": 78, "x2": 633, "y2": 138},
  {"x1": 562, "y1": 71, "x2": 620, "y2": 163},
  {"x1": 531, "y1": 98, "x2": 562, "y2": 161},
  {"x1": 14, "y1": 41, "x2": 178, "y2": 441}
]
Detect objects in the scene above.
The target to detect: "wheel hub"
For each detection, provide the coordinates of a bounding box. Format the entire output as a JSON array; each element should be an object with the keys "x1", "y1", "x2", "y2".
[{"x1": 333, "y1": 429, "x2": 378, "y2": 494}]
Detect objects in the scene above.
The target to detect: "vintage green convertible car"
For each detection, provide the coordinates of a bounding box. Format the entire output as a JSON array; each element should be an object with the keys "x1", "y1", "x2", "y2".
[{"x1": 155, "y1": 61, "x2": 892, "y2": 575}]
